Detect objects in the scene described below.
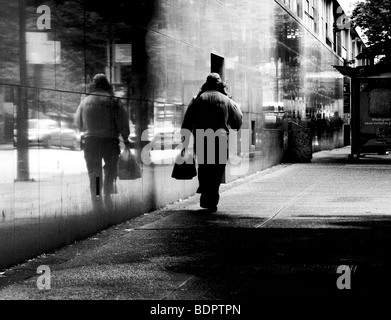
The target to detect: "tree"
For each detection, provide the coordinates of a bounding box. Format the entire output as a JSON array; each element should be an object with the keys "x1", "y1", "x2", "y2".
[{"x1": 350, "y1": 0, "x2": 391, "y2": 62}]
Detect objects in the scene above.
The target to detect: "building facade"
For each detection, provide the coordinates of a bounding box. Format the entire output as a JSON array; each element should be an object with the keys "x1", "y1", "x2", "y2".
[{"x1": 0, "y1": 0, "x2": 364, "y2": 269}]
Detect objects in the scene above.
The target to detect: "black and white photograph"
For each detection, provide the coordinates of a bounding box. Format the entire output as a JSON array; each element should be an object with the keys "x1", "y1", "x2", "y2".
[{"x1": 0, "y1": 0, "x2": 391, "y2": 315}]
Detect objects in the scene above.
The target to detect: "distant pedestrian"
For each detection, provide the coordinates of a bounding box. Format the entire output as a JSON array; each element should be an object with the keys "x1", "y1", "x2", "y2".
[
  {"x1": 75, "y1": 73, "x2": 131, "y2": 209},
  {"x1": 181, "y1": 73, "x2": 243, "y2": 212},
  {"x1": 281, "y1": 111, "x2": 289, "y2": 150},
  {"x1": 330, "y1": 111, "x2": 343, "y2": 147}
]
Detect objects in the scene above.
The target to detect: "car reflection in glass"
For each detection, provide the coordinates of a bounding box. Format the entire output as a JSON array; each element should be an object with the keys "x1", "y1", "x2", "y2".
[{"x1": 15, "y1": 119, "x2": 81, "y2": 150}]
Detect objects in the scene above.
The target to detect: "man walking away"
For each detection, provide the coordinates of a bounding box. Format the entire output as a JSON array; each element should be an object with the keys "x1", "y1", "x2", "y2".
[{"x1": 181, "y1": 73, "x2": 242, "y2": 212}]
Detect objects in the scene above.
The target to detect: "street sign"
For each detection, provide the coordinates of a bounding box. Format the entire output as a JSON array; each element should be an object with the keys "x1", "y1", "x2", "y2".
[
  {"x1": 26, "y1": 32, "x2": 61, "y2": 64},
  {"x1": 115, "y1": 44, "x2": 132, "y2": 64}
]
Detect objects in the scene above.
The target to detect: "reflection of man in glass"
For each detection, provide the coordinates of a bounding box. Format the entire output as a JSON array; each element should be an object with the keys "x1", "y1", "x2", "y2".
[
  {"x1": 181, "y1": 73, "x2": 242, "y2": 212},
  {"x1": 75, "y1": 74, "x2": 131, "y2": 209}
]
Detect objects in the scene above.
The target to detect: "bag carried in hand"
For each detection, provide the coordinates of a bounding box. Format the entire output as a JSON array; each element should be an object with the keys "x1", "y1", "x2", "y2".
[
  {"x1": 117, "y1": 147, "x2": 142, "y2": 180},
  {"x1": 171, "y1": 149, "x2": 197, "y2": 180}
]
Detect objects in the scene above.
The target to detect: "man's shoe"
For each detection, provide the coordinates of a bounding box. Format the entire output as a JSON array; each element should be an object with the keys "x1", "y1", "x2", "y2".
[
  {"x1": 206, "y1": 206, "x2": 218, "y2": 213},
  {"x1": 200, "y1": 199, "x2": 209, "y2": 209},
  {"x1": 200, "y1": 202, "x2": 208, "y2": 209}
]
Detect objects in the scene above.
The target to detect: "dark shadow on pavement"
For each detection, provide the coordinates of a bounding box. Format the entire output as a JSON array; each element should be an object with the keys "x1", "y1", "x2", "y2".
[{"x1": 156, "y1": 213, "x2": 391, "y2": 300}]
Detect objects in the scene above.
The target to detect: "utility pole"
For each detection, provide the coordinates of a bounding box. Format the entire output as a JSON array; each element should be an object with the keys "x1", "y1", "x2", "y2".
[{"x1": 16, "y1": 0, "x2": 30, "y2": 181}]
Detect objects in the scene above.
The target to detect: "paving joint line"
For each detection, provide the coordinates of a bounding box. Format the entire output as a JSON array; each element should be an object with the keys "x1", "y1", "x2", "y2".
[{"x1": 255, "y1": 164, "x2": 347, "y2": 228}]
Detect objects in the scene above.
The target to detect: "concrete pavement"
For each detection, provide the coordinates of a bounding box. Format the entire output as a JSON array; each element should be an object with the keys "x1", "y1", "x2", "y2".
[{"x1": 1, "y1": 146, "x2": 391, "y2": 303}]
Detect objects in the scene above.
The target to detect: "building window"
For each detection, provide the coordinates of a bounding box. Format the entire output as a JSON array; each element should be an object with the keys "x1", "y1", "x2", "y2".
[
  {"x1": 304, "y1": 0, "x2": 316, "y2": 31},
  {"x1": 297, "y1": 0, "x2": 303, "y2": 18},
  {"x1": 325, "y1": 1, "x2": 333, "y2": 47},
  {"x1": 251, "y1": 121, "x2": 256, "y2": 146}
]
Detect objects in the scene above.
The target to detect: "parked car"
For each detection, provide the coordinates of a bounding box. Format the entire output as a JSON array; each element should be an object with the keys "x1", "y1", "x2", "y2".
[
  {"x1": 14, "y1": 119, "x2": 81, "y2": 150},
  {"x1": 59, "y1": 121, "x2": 81, "y2": 150}
]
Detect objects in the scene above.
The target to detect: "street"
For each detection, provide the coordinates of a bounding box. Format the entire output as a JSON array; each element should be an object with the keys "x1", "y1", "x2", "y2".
[{"x1": 0, "y1": 145, "x2": 86, "y2": 183}]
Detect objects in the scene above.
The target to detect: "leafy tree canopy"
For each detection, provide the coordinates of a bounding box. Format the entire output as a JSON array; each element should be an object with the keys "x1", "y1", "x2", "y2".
[{"x1": 351, "y1": 0, "x2": 391, "y2": 61}]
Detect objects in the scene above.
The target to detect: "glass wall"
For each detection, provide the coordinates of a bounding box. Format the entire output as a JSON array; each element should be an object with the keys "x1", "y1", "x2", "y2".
[{"x1": 0, "y1": 0, "x2": 344, "y2": 269}]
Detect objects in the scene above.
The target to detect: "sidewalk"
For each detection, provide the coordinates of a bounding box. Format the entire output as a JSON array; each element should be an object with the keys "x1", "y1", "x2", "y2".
[{"x1": 1, "y1": 146, "x2": 391, "y2": 301}]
